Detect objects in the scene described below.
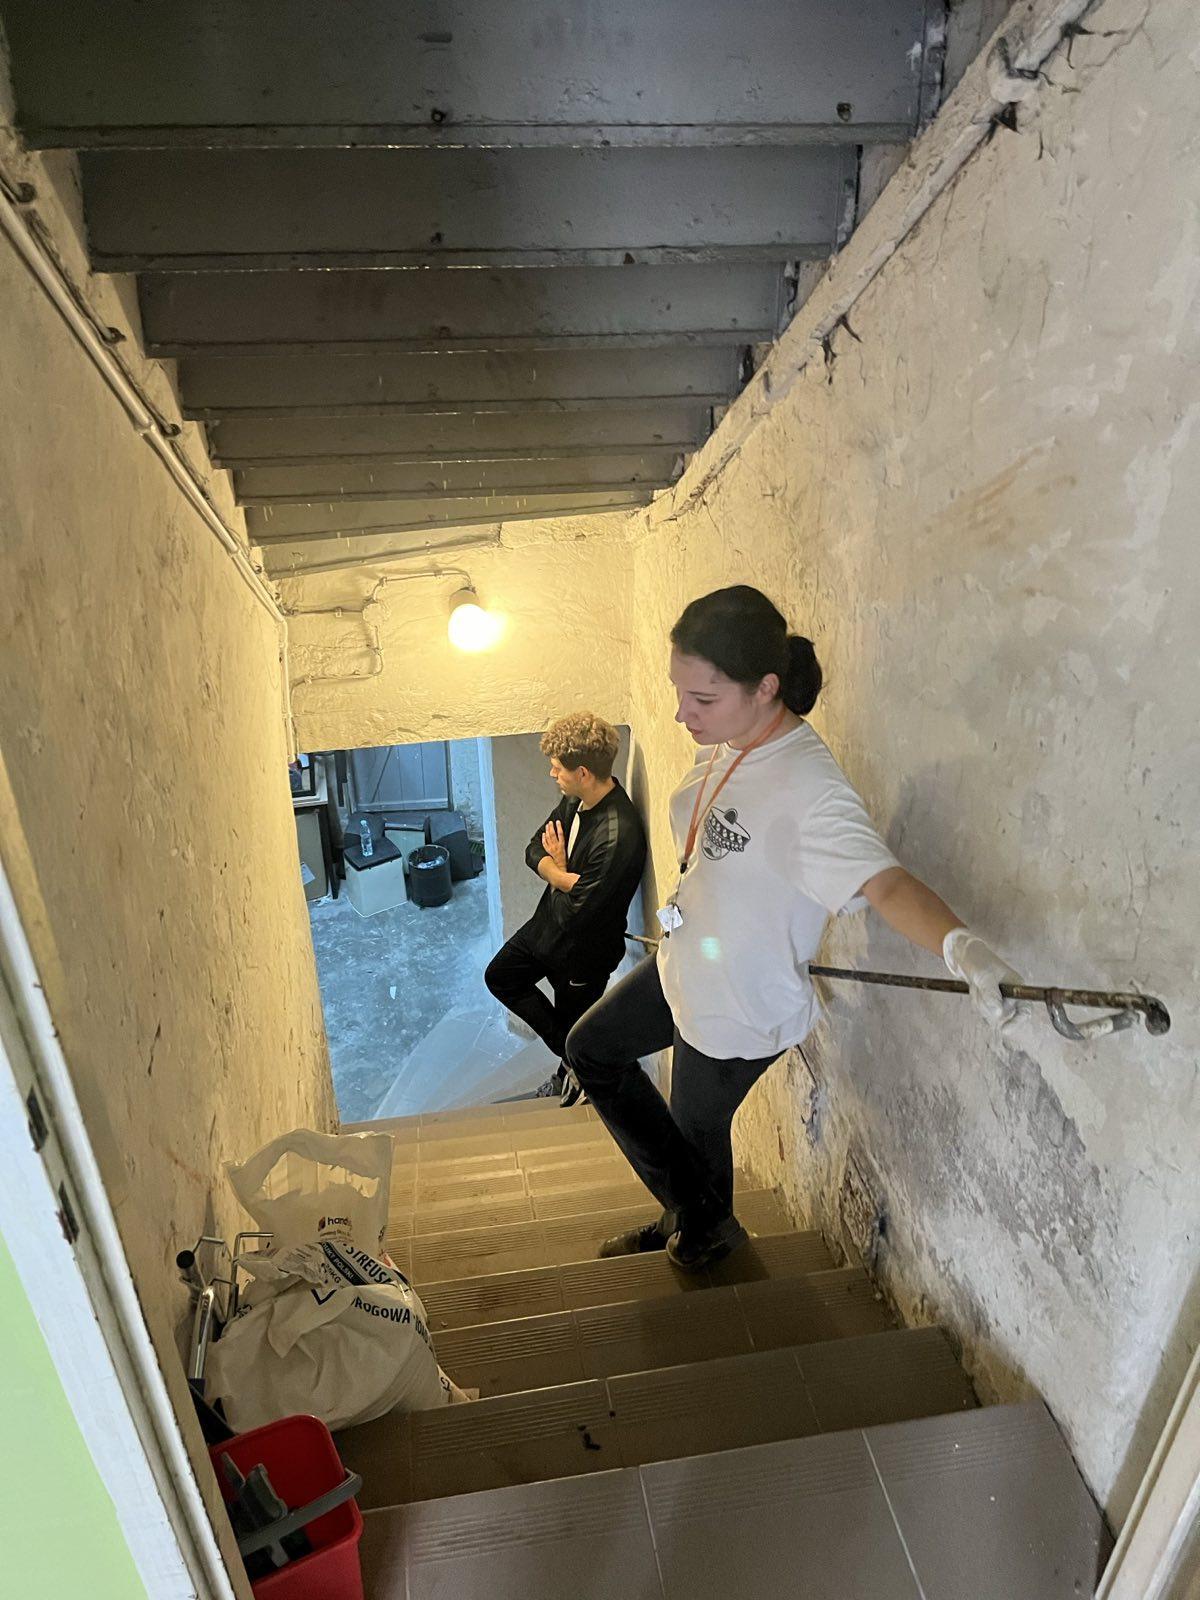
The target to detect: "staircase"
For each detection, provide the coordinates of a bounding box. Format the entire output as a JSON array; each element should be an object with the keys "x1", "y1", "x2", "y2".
[{"x1": 338, "y1": 1098, "x2": 1110, "y2": 1598}]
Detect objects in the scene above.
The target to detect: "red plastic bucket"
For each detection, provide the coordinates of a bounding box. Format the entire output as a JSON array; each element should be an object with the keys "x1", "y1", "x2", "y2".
[{"x1": 209, "y1": 1414, "x2": 364, "y2": 1600}]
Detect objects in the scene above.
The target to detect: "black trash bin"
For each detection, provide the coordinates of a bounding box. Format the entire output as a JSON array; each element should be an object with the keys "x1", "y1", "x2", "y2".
[{"x1": 408, "y1": 843, "x2": 453, "y2": 908}]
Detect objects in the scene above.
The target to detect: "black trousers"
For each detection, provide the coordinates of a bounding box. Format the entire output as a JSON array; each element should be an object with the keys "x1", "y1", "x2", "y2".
[
  {"x1": 565, "y1": 954, "x2": 778, "y2": 1234},
  {"x1": 484, "y1": 922, "x2": 611, "y2": 1062}
]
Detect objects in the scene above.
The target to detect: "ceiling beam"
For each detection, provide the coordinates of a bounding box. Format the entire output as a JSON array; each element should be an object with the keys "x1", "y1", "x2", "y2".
[
  {"x1": 242, "y1": 480, "x2": 674, "y2": 508},
  {"x1": 82, "y1": 146, "x2": 852, "y2": 271},
  {"x1": 205, "y1": 406, "x2": 711, "y2": 466},
  {"x1": 237, "y1": 457, "x2": 678, "y2": 501},
  {"x1": 139, "y1": 264, "x2": 782, "y2": 356},
  {"x1": 263, "y1": 531, "x2": 504, "y2": 578},
  {"x1": 247, "y1": 490, "x2": 654, "y2": 544},
  {"x1": 233, "y1": 453, "x2": 679, "y2": 502},
  {"x1": 7, "y1": 0, "x2": 930, "y2": 148},
  {"x1": 178, "y1": 349, "x2": 740, "y2": 418}
]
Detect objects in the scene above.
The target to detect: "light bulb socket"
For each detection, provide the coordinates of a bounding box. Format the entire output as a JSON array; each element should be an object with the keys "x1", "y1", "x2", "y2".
[{"x1": 447, "y1": 584, "x2": 498, "y2": 652}]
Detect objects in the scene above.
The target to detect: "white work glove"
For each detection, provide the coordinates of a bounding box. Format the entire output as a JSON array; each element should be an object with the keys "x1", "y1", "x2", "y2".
[{"x1": 943, "y1": 927, "x2": 1022, "y2": 1027}]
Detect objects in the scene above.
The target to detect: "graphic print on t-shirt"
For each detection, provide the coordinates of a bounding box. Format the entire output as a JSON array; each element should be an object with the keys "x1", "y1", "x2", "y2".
[{"x1": 702, "y1": 806, "x2": 751, "y2": 861}]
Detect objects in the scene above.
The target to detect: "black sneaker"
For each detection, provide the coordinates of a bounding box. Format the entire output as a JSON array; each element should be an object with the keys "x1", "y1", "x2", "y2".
[
  {"x1": 597, "y1": 1222, "x2": 667, "y2": 1258},
  {"x1": 666, "y1": 1214, "x2": 748, "y2": 1273}
]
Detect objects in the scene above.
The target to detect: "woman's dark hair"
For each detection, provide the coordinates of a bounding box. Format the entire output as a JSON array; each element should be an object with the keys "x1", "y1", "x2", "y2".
[{"x1": 670, "y1": 585, "x2": 822, "y2": 715}]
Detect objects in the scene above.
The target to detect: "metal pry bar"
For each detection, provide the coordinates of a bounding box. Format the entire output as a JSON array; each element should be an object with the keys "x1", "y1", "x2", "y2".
[{"x1": 809, "y1": 967, "x2": 1172, "y2": 1041}]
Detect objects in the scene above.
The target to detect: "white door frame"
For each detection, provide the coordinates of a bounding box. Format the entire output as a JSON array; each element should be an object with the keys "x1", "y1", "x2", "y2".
[
  {"x1": 0, "y1": 764, "x2": 238, "y2": 1600},
  {"x1": 1097, "y1": 1343, "x2": 1200, "y2": 1600}
]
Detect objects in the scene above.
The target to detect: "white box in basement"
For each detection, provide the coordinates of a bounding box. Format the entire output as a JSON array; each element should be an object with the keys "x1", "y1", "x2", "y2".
[
  {"x1": 344, "y1": 837, "x2": 408, "y2": 917},
  {"x1": 384, "y1": 823, "x2": 426, "y2": 870}
]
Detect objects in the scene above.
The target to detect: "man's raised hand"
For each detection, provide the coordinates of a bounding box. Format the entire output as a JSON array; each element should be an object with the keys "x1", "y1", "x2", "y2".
[{"x1": 542, "y1": 819, "x2": 568, "y2": 870}]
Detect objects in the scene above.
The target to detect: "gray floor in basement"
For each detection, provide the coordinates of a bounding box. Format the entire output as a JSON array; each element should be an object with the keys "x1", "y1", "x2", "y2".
[{"x1": 309, "y1": 875, "x2": 557, "y2": 1122}]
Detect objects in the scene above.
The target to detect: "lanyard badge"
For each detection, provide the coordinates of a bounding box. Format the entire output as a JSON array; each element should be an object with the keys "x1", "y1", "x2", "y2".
[{"x1": 656, "y1": 707, "x2": 786, "y2": 939}]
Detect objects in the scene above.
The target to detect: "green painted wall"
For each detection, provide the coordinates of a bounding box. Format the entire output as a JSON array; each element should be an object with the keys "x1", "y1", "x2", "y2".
[{"x1": 0, "y1": 1231, "x2": 148, "y2": 1598}]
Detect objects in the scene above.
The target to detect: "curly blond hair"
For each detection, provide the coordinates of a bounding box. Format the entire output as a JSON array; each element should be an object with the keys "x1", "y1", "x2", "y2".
[{"x1": 540, "y1": 712, "x2": 620, "y2": 780}]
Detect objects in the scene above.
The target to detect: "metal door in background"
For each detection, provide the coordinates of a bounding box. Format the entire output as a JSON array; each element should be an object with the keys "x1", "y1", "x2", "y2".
[{"x1": 347, "y1": 742, "x2": 451, "y2": 814}]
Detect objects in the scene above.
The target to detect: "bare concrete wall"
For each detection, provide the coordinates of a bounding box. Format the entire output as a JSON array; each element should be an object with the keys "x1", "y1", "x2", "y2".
[
  {"x1": 490, "y1": 733, "x2": 556, "y2": 945},
  {"x1": 448, "y1": 737, "x2": 487, "y2": 838},
  {"x1": 626, "y1": 0, "x2": 1200, "y2": 1523},
  {"x1": 0, "y1": 126, "x2": 335, "y2": 1564}
]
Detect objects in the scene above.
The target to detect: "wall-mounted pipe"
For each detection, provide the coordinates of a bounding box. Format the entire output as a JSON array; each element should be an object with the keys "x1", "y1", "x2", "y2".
[
  {"x1": 282, "y1": 569, "x2": 472, "y2": 615},
  {"x1": 285, "y1": 567, "x2": 478, "y2": 692}
]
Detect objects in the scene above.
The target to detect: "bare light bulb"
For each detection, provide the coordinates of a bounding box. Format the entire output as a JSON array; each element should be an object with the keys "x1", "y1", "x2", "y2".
[{"x1": 447, "y1": 588, "x2": 498, "y2": 652}]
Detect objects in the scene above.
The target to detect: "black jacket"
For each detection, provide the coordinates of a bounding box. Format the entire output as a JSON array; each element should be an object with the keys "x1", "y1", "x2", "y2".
[{"x1": 523, "y1": 781, "x2": 647, "y2": 975}]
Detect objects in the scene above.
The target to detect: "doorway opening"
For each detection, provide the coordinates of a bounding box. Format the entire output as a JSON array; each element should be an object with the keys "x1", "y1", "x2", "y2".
[{"x1": 293, "y1": 735, "x2": 565, "y2": 1120}]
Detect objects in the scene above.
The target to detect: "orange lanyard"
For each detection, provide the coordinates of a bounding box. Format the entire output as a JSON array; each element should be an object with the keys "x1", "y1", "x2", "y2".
[{"x1": 679, "y1": 706, "x2": 787, "y2": 874}]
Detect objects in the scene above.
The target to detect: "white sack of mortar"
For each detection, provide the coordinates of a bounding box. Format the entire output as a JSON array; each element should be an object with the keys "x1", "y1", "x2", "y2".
[
  {"x1": 206, "y1": 1235, "x2": 459, "y2": 1432},
  {"x1": 207, "y1": 1128, "x2": 469, "y2": 1431}
]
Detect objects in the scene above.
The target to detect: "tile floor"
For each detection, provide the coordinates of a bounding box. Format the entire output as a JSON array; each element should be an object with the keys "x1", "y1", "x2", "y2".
[{"x1": 359, "y1": 1403, "x2": 1110, "y2": 1600}]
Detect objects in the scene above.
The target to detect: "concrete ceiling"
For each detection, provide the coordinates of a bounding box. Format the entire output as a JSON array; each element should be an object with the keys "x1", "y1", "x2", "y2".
[{"x1": 1, "y1": 0, "x2": 943, "y2": 572}]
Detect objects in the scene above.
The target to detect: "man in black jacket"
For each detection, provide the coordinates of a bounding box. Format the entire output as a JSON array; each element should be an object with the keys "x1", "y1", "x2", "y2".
[{"x1": 484, "y1": 712, "x2": 647, "y2": 1106}]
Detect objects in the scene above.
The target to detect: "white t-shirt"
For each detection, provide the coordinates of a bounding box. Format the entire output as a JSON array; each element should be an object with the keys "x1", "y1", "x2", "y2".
[{"x1": 658, "y1": 723, "x2": 899, "y2": 1059}]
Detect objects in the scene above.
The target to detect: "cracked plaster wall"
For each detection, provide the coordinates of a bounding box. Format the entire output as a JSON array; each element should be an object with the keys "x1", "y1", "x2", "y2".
[
  {"x1": 0, "y1": 121, "x2": 334, "y2": 1579},
  {"x1": 284, "y1": 514, "x2": 636, "y2": 754},
  {"x1": 624, "y1": 0, "x2": 1199, "y2": 1525}
]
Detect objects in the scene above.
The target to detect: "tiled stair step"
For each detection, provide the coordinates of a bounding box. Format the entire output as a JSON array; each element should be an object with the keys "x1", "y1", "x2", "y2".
[
  {"x1": 344, "y1": 1101, "x2": 597, "y2": 1148},
  {"x1": 383, "y1": 1134, "x2": 613, "y2": 1184},
  {"x1": 395, "y1": 1147, "x2": 716, "y2": 1208},
  {"x1": 432, "y1": 1267, "x2": 893, "y2": 1398},
  {"x1": 358, "y1": 1401, "x2": 1109, "y2": 1600},
  {"x1": 390, "y1": 1171, "x2": 755, "y2": 1241},
  {"x1": 346, "y1": 1096, "x2": 597, "y2": 1134},
  {"x1": 336, "y1": 1326, "x2": 976, "y2": 1508},
  {"x1": 393, "y1": 1131, "x2": 626, "y2": 1183},
  {"x1": 416, "y1": 1230, "x2": 835, "y2": 1332},
  {"x1": 394, "y1": 1121, "x2": 614, "y2": 1168},
  {"x1": 395, "y1": 1153, "x2": 627, "y2": 1204},
  {"x1": 386, "y1": 1139, "x2": 632, "y2": 1211},
  {"x1": 387, "y1": 1188, "x2": 792, "y2": 1281}
]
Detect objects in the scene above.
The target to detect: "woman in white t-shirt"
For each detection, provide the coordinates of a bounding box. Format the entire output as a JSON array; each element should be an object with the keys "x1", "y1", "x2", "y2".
[{"x1": 564, "y1": 584, "x2": 1022, "y2": 1272}]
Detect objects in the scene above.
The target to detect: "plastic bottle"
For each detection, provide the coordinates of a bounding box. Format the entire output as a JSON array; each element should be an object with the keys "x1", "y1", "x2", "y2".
[{"x1": 358, "y1": 817, "x2": 374, "y2": 859}]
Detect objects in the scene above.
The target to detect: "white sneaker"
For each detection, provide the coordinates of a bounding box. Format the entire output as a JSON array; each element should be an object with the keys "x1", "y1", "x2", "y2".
[{"x1": 559, "y1": 1066, "x2": 586, "y2": 1108}]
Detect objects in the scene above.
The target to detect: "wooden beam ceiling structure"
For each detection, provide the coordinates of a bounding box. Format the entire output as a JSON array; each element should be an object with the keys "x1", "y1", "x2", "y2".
[{"x1": 1, "y1": 0, "x2": 944, "y2": 573}]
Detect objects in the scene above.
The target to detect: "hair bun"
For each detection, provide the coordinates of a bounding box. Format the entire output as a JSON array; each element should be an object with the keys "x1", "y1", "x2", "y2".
[{"x1": 783, "y1": 634, "x2": 822, "y2": 715}]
